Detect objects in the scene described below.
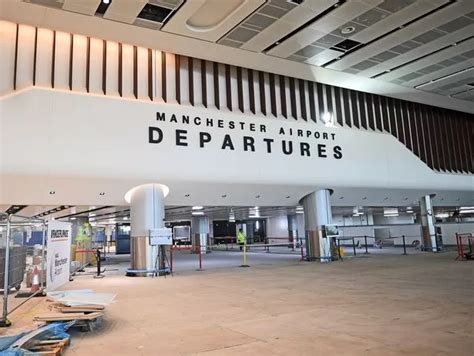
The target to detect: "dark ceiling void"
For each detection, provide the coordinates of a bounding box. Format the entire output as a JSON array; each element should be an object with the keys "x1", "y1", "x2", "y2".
[
  {"x1": 95, "y1": 0, "x2": 111, "y2": 16},
  {"x1": 5, "y1": 205, "x2": 27, "y2": 215},
  {"x1": 32, "y1": 205, "x2": 72, "y2": 219},
  {"x1": 138, "y1": 4, "x2": 173, "y2": 23},
  {"x1": 331, "y1": 39, "x2": 362, "y2": 52}
]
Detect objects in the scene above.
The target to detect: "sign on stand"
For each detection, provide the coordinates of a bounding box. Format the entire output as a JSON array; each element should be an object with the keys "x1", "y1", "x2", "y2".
[
  {"x1": 149, "y1": 228, "x2": 172, "y2": 245},
  {"x1": 47, "y1": 220, "x2": 72, "y2": 291}
]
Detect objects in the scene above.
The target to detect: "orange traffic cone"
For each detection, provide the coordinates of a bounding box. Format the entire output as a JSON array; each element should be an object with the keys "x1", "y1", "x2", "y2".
[{"x1": 30, "y1": 266, "x2": 40, "y2": 293}]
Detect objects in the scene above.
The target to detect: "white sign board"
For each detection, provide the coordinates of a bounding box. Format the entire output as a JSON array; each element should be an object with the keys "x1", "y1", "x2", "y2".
[
  {"x1": 47, "y1": 220, "x2": 72, "y2": 291},
  {"x1": 149, "y1": 228, "x2": 172, "y2": 245}
]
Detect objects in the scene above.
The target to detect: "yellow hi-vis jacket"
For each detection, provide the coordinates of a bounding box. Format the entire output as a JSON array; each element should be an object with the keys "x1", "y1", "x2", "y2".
[{"x1": 237, "y1": 231, "x2": 246, "y2": 244}]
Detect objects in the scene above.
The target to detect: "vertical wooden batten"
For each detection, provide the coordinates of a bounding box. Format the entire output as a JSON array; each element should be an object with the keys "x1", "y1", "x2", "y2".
[
  {"x1": 161, "y1": 51, "x2": 166, "y2": 102},
  {"x1": 188, "y1": 57, "x2": 194, "y2": 106},
  {"x1": 102, "y1": 40, "x2": 107, "y2": 95},
  {"x1": 133, "y1": 46, "x2": 138, "y2": 99},
  {"x1": 201, "y1": 59, "x2": 207, "y2": 108},
  {"x1": 68, "y1": 34, "x2": 74, "y2": 91},
  {"x1": 118, "y1": 43, "x2": 123, "y2": 97},
  {"x1": 33, "y1": 27, "x2": 38, "y2": 86},
  {"x1": 51, "y1": 30, "x2": 56, "y2": 88},
  {"x1": 147, "y1": 48, "x2": 153, "y2": 101},
  {"x1": 13, "y1": 24, "x2": 19, "y2": 90},
  {"x1": 85, "y1": 36, "x2": 90, "y2": 92}
]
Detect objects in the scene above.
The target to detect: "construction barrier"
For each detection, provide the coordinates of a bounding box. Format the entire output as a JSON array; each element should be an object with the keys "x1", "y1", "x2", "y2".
[
  {"x1": 455, "y1": 233, "x2": 473, "y2": 261},
  {"x1": 0, "y1": 213, "x2": 47, "y2": 328}
]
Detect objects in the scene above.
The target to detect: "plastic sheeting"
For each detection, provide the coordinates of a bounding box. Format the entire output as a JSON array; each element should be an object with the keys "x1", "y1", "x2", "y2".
[{"x1": 1, "y1": 322, "x2": 72, "y2": 355}]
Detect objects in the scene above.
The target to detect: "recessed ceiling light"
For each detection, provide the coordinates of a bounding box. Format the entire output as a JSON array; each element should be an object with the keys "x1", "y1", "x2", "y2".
[
  {"x1": 192, "y1": 211, "x2": 204, "y2": 216},
  {"x1": 185, "y1": 194, "x2": 190, "y2": 197},
  {"x1": 221, "y1": 194, "x2": 227, "y2": 198},
  {"x1": 362, "y1": 197, "x2": 367, "y2": 200},
  {"x1": 49, "y1": 191, "x2": 55, "y2": 195},
  {"x1": 192, "y1": 206, "x2": 203, "y2": 210},
  {"x1": 102, "y1": 0, "x2": 110, "y2": 4},
  {"x1": 341, "y1": 26, "x2": 355, "y2": 34},
  {"x1": 384, "y1": 197, "x2": 389, "y2": 200},
  {"x1": 286, "y1": 196, "x2": 290, "y2": 199},
  {"x1": 123, "y1": 217, "x2": 128, "y2": 220},
  {"x1": 339, "y1": 196, "x2": 344, "y2": 200},
  {"x1": 255, "y1": 195, "x2": 261, "y2": 198},
  {"x1": 99, "y1": 192, "x2": 105, "y2": 196}
]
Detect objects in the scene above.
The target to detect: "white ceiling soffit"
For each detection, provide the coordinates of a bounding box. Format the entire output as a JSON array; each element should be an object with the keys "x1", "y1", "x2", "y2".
[
  {"x1": 162, "y1": 0, "x2": 266, "y2": 43},
  {"x1": 1, "y1": 175, "x2": 473, "y2": 208}
]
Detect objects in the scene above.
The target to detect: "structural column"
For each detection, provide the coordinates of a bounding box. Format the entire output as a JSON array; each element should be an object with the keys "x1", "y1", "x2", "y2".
[
  {"x1": 300, "y1": 189, "x2": 333, "y2": 262},
  {"x1": 287, "y1": 214, "x2": 297, "y2": 249},
  {"x1": 419, "y1": 194, "x2": 438, "y2": 252},
  {"x1": 192, "y1": 216, "x2": 209, "y2": 254},
  {"x1": 127, "y1": 183, "x2": 168, "y2": 275}
]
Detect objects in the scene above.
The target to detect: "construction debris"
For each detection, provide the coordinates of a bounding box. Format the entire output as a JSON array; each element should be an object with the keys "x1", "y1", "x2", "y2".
[
  {"x1": 34, "y1": 311, "x2": 103, "y2": 322},
  {"x1": 0, "y1": 322, "x2": 73, "y2": 355},
  {"x1": 0, "y1": 289, "x2": 114, "y2": 355},
  {"x1": 47, "y1": 289, "x2": 116, "y2": 306}
]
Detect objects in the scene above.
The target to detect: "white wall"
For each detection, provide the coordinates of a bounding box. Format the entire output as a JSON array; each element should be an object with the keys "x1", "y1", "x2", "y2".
[
  {"x1": 266, "y1": 215, "x2": 289, "y2": 244},
  {"x1": 373, "y1": 214, "x2": 415, "y2": 225},
  {"x1": 439, "y1": 222, "x2": 474, "y2": 245}
]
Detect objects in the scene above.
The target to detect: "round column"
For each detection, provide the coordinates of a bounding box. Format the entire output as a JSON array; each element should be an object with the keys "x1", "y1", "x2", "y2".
[
  {"x1": 419, "y1": 194, "x2": 438, "y2": 252},
  {"x1": 300, "y1": 189, "x2": 333, "y2": 262},
  {"x1": 192, "y1": 216, "x2": 209, "y2": 254},
  {"x1": 287, "y1": 214, "x2": 297, "y2": 249},
  {"x1": 126, "y1": 183, "x2": 168, "y2": 275}
]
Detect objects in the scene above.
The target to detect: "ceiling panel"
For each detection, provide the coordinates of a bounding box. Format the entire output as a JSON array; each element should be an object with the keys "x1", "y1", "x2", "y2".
[
  {"x1": 163, "y1": 0, "x2": 266, "y2": 43},
  {"x1": 62, "y1": 0, "x2": 100, "y2": 16},
  {"x1": 241, "y1": 0, "x2": 337, "y2": 52},
  {"x1": 12, "y1": 0, "x2": 474, "y2": 107},
  {"x1": 375, "y1": 38, "x2": 474, "y2": 83},
  {"x1": 326, "y1": 0, "x2": 466, "y2": 72}
]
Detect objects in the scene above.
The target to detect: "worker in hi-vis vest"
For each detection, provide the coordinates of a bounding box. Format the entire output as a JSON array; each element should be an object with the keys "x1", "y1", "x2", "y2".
[{"x1": 237, "y1": 228, "x2": 246, "y2": 251}]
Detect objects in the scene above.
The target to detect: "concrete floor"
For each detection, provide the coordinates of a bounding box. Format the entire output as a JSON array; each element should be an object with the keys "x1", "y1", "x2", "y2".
[{"x1": 2, "y1": 251, "x2": 473, "y2": 355}]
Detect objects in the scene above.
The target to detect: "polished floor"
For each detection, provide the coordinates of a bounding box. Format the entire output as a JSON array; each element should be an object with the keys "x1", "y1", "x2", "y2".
[{"x1": 3, "y1": 250, "x2": 473, "y2": 355}]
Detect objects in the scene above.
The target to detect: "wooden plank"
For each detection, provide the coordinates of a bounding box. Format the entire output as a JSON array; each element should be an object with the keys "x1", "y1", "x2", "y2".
[
  {"x1": 34, "y1": 311, "x2": 103, "y2": 321},
  {"x1": 58, "y1": 306, "x2": 104, "y2": 313}
]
